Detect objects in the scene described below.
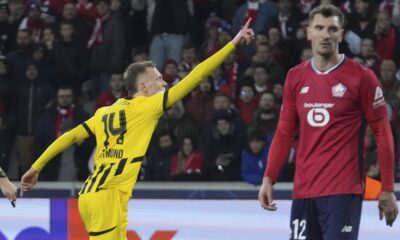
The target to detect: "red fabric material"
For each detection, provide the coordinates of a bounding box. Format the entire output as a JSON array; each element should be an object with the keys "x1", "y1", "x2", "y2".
[
  {"x1": 77, "y1": 0, "x2": 98, "y2": 20},
  {"x1": 375, "y1": 27, "x2": 397, "y2": 60},
  {"x1": 264, "y1": 120, "x2": 296, "y2": 182},
  {"x1": 268, "y1": 58, "x2": 390, "y2": 199},
  {"x1": 369, "y1": 118, "x2": 395, "y2": 192},
  {"x1": 95, "y1": 91, "x2": 128, "y2": 109},
  {"x1": 236, "y1": 99, "x2": 259, "y2": 125},
  {"x1": 243, "y1": 1, "x2": 259, "y2": 26},
  {"x1": 170, "y1": 151, "x2": 204, "y2": 177},
  {"x1": 185, "y1": 94, "x2": 214, "y2": 125},
  {"x1": 54, "y1": 107, "x2": 75, "y2": 138}
]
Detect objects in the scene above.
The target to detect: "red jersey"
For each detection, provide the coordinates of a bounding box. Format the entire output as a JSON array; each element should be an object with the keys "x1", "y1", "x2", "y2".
[{"x1": 281, "y1": 56, "x2": 388, "y2": 199}]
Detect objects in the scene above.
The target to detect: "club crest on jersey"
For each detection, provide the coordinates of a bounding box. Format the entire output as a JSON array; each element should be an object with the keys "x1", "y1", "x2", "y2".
[{"x1": 331, "y1": 83, "x2": 346, "y2": 97}]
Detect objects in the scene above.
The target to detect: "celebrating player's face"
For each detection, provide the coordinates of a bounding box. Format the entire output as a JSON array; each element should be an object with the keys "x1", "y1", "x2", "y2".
[{"x1": 307, "y1": 14, "x2": 343, "y2": 58}]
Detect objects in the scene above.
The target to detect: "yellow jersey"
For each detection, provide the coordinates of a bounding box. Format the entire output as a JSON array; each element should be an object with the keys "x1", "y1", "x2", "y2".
[{"x1": 31, "y1": 42, "x2": 235, "y2": 196}]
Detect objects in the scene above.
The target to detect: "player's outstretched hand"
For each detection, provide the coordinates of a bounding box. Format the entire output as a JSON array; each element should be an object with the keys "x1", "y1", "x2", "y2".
[
  {"x1": 0, "y1": 177, "x2": 17, "y2": 203},
  {"x1": 258, "y1": 177, "x2": 277, "y2": 211},
  {"x1": 378, "y1": 191, "x2": 399, "y2": 226},
  {"x1": 231, "y1": 18, "x2": 255, "y2": 46},
  {"x1": 20, "y1": 168, "x2": 39, "y2": 197}
]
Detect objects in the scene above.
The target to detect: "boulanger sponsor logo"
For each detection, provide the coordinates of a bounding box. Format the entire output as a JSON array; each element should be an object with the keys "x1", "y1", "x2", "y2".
[
  {"x1": 304, "y1": 103, "x2": 334, "y2": 127},
  {"x1": 304, "y1": 103, "x2": 335, "y2": 108}
]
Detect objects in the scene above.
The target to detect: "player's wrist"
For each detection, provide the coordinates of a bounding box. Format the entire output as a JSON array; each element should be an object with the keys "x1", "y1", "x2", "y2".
[{"x1": 262, "y1": 176, "x2": 274, "y2": 185}]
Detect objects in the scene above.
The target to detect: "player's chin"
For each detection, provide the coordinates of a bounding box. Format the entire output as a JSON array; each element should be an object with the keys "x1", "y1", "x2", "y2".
[{"x1": 317, "y1": 49, "x2": 334, "y2": 58}]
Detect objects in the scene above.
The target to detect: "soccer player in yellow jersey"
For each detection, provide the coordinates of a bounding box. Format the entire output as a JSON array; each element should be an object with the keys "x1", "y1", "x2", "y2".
[{"x1": 20, "y1": 19, "x2": 254, "y2": 239}]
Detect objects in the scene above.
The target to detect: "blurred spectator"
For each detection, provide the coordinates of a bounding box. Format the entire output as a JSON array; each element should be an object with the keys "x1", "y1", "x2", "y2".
[
  {"x1": 379, "y1": 0, "x2": 400, "y2": 27},
  {"x1": 146, "y1": 131, "x2": 178, "y2": 181},
  {"x1": 252, "y1": 64, "x2": 272, "y2": 94},
  {"x1": 6, "y1": 29, "x2": 33, "y2": 86},
  {"x1": 95, "y1": 72, "x2": 127, "y2": 109},
  {"x1": 209, "y1": 67, "x2": 226, "y2": 92},
  {"x1": 62, "y1": 2, "x2": 92, "y2": 48},
  {"x1": 163, "y1": 59, "x2": 180, "y2": 86},
  {"x1": 31, "y1": 43, "x2": 54, "y2": 85},
  {"x1": 185, "y1": 78, "x2": 215, "y2": 126},
  {"x1": 149, "y1": 0, "x2": 193, "y2": 70},
  {"x1": 353, "y1": 37, "x2": 381, "y2": 74},
  {"x1": 8, "y1": 63, "x2": 53, "y2": 179},
  {"x1": 299, "y1": 44, "x2": 313, "y2": 62},
  {"x1": 0, "y1": 56, "x2": 10, "y2": 113},
  {"x1": 379, "y1": 59, "x2": 399, "y2": 108},
  {"x1": 6, "y1": 0, "x2": 25, "y2": 52},
  {"x1": 0, "y1": 113, "x2": 12, "y2": 172},
  {"x1": 374, "y1": 10, "x2": 400, "y2": 64},
  {"x1": 35, "y1": 85, "x2": 92, "y2": 181},
  {"x1": 0, "y1": 1, "x2": 11, "y2": 54},
  {"x1": 19, "y1": 3, "x2": 45, "y2": 43},
  {"x1": 170, "y1": 135, "x2": 204, "y2": 181},
  {"x1": 241, "y1": 130, "x2": 271, "y2": 185},
  {"x1": 178, "y1": 43, "x2": 199, "y2": 79},
  {"x1": 41, "y1": 26, "x2": 56, "y2": 51},
  {"x1": 89, "y1": 0, "x2": 125, "y2": 95},
  {"x1": 131, "y1": 46, "x2": 149, "y2": 63},
  {"x1": 203, "y1": 109, "x2": 243, "y2": 181},
  {"x1": 232, "y1": 0, "x2": 278, "y2": 35},
  {"x1": 154, "y1": 101, "x2": 198, "y2": 143},
  {"x1": 250, "y1": 91, "x2": 278, "y2": 138},
  {"x1": 236, "y1": 82, "x2": 258, "y2": 125},
  {"x1": 269, "y1": 0, "x2": 303, "y2": 40},
  {"x1": 267, "y1": 26, "x2": 296, "y2": 70},
  {"x1": 272, "y1": 83, "x2": 283, "y2": 108},
  {"x1": 296, "y1": 0, "x2": 319, "y2": 16},
  {"x1": 205, "y1": 93, "x2": 246, "y2": 135},
  {"x1": 53, "y1": 21, "x2": 88, "y2": 92},
  {"x1": 252, "y1": 42, "x2": 285, "y2": 85},
  {"x1": 202, "y1": 13, "x2": 222, "y2": 58},
  {"x1": 217, "y1": 20, "x2": 234, "y2": 47},
  {"x1": 347, "y1": 0, "x2": 376, "y2": 39}
]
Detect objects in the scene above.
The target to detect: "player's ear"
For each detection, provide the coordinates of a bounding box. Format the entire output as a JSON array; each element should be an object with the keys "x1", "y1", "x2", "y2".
[
  {"x1": 338, "y1": 28, "x2": 344, "y2": 43},
  {"x1": 306, "y1": 26, "x2": 311, "y2": 41},
  {"x1": 136, "y1": 81, "x2": 145, "y2": 93}
]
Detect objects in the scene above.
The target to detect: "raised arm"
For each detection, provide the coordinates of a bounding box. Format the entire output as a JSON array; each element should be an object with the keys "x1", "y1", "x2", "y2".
[{"x1": 166, "y1": 18, "x2": 254, "y2": 108}]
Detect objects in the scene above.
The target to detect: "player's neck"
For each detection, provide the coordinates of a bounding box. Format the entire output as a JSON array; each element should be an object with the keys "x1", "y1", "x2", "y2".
[{"x1": 311, "y1": 53, "x2": 342, "y2": 73}]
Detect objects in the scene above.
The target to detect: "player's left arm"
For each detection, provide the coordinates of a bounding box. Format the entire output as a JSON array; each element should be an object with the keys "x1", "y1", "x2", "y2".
[{"x1": 360, "y1": 69, "x2": 398, "y2": 226}]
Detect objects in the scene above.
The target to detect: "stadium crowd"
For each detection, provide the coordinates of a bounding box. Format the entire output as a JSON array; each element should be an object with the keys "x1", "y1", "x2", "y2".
[{"x1": 0, "y1": 0, "x2": 400, "y2": 184}]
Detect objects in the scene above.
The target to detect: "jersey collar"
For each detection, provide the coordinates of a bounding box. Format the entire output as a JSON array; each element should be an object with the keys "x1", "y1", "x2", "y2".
[{"x1": 310, "y1": 54, "x2": 345, "y2": 75}]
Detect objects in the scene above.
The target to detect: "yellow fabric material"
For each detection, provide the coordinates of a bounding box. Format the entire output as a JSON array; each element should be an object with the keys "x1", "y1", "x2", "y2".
[
  {"x1": 32, "y1": 125, "x2": 89, "y2": 172},
  {"x1": 78, "y1": 188, "x2": 129, "y2": 239}
]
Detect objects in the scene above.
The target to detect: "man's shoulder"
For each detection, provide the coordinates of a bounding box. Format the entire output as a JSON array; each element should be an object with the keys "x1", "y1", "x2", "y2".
[
  {"x1": 342, "y1": 57, "x2": 371, "y2": 75},
  {"x1": 338, "y1": 57, "x2": 374, "y2": 84},
  {"x1": 285, "y1": 60, "x2": 310, "y2": 82}
]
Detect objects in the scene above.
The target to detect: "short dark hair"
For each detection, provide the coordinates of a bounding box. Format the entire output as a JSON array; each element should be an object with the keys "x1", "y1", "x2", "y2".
[
  {"x1": 308, "y1": 4, "x2": 345, "y2": 28},
  {"x1": 58, "y1": 84, "x2": 74, "y2": 92},
  {"x1": 123, "y1": 61, "x2": 155, "y2": 96}
]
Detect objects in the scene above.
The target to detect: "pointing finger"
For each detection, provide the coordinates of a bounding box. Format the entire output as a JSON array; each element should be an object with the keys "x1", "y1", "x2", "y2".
[{"x1": 243, "y1": 17, "x2": 252, "y2": 30}]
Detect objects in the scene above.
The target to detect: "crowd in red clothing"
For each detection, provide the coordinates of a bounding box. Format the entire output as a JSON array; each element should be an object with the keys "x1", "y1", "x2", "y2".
[{"x1": 0, "y1": 0, "x2": 399, "y2": 184}]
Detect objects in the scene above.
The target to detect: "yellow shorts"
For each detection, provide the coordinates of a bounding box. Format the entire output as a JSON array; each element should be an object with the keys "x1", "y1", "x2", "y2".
[{"x1": 78, "y1": 188, "x2": 130, "y2": 240}]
